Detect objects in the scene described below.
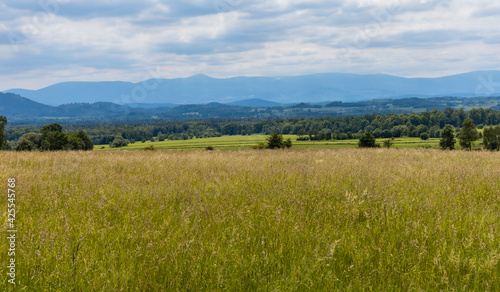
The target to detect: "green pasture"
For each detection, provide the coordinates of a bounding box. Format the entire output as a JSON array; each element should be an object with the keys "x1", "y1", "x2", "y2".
[{"x1": 95, "y1": 135, "x2": 448, "y2": 151}]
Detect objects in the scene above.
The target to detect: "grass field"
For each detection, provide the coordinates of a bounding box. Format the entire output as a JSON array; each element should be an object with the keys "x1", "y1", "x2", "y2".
[
  {"x1": 1, "y1": 148, "x2": 500, "y2": 290},
  {"x1": 95, "y1": 135, "x2": 445, "y2": 151}
]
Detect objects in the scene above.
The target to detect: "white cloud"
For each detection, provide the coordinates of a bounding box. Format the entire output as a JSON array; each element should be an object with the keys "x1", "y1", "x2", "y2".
[{"x1": 1, "y1": 0, "x2": 500, "y2": 90}]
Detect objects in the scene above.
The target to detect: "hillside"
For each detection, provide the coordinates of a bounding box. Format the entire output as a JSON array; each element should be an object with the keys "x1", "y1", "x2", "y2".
[
  {"x1": 0, "y1": 92, "x2": 54, "y2": 117},
  {"x1": 2, "y1": 91, "x2": 500, "y2": 122}
]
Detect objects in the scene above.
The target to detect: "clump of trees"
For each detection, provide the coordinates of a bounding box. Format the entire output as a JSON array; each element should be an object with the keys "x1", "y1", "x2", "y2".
[{"x1": 15, "y1": 123, "x2": 93, "y2": 151}]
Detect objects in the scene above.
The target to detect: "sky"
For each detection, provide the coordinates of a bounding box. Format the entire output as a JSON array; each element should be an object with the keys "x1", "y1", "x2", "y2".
[{"x1": 1, "y1": 0, "x2": 500, "y2": 90}]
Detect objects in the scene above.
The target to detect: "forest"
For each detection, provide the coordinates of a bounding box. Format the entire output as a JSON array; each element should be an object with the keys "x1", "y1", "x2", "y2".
[{"x1": 3, "y1": 107, "x2": 500, "y2": 149}]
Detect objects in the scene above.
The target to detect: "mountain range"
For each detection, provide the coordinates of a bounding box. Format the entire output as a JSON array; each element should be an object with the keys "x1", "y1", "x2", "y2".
[
  {"x1": 2, "y1": 91, "x2": 500, "y2": 123},
  {"x1": 4, "y1": 71, "x2": 500, "y2": 106}
]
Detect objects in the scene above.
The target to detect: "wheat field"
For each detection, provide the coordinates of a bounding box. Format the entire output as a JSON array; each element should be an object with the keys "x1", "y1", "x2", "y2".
[{"x1": 1, "y1": 149, "x2": 500, "y2": 291}]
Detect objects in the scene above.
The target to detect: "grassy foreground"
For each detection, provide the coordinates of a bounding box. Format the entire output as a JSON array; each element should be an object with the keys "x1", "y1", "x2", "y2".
[{"x1": 1, "y1": 149, "x2": 500, "y2": 290}]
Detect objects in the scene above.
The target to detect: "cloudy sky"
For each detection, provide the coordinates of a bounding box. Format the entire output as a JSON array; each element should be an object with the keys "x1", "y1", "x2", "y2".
[{"x1": 1, "y1": 0, "x2": 500, "y2": 90}]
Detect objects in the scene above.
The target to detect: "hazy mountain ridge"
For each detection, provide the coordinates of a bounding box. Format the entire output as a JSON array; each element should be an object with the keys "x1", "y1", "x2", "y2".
[
  {"x1": 2, "y1": 92, "x2": 500, "y2": 123},
  {"x1": 4, "y1": 71, "x2": 500, "y2": 106}
]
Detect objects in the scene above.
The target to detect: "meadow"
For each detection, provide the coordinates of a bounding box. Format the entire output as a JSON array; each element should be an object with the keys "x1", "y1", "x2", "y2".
[
  {"x1": 1, "y1": 148, "x2": 500, "y2": 291},
  {"x1": 95, "y1": 135, "x2": 443, "y2": 151}
]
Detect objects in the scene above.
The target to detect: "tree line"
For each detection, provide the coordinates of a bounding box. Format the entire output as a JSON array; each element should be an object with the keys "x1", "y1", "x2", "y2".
[
  {"x1": 358, "y1": 118, "x2": 500, "y2": 151},
  {"x1": 2, "y1": 122, "x2": 94, "y2": 151},
  {"x1": 2, "y1": 107, "x2": 500, "y2": 150}
]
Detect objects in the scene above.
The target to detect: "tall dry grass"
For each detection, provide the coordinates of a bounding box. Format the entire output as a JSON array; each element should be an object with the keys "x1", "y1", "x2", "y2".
[{"x1": 1, "y1": 148, "x2": 500, "y2": 290}]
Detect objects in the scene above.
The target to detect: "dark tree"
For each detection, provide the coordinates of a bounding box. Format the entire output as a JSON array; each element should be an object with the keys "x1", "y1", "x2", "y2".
[
  {"x1": 41, "y1": 123, "x2": 63, "y2": 136},
  {"x1": 283, "y1": 138, "x2": 293, "y2": 148},
  {"x1": 266, "y1": 132, "x2": 285, "y2": 149},
  {"x1": 439, "y1": 125, "x2": 456, "y2": 150},
  {"x1": 110, "y1": 136, "x2": 129, "y2": 148},
  {"x1": 483, "y1": 125, "x2": 500, "y2": 150},
  {"x1": 420, "y1": 133, "x2": 429, "y2": 140},
  {"x1": 0, "y1": 115, "x2": 6, "y2": 149},
  {"x1": 75, "y1": 130, "x2": 94, "y2": 150},
  {"x1": 358, "y1": 132, "x2": 377, "y2": 148},
  {"x1": 42, "y1": 131, "x2": 69, "y2": 151},
  {"x1": 67, "y1": 134, "x2": 86, "y2": 150},
  {"x1": 459, "y1": 118, "x2": 479, "y2": 151},
  {"x1": 16, "y1": 133, "x2": 43, "y2": 151}
]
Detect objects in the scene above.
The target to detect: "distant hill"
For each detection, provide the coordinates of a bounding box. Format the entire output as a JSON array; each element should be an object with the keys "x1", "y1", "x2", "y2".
[
  {"x1": 1, "y1": 91, "x2": 500, "y2": 122},
  {"x1": 228, "y1": 98, "x2": 283, "y2": 107},
  {"x1": 0, "y1": 92, "x2": 54, "y2": 117},
  {"x1": 5, "y1": 71, "x2": 500, "y2": 106}
]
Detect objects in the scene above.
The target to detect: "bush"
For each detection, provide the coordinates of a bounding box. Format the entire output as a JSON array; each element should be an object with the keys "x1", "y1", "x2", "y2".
[
  {"x1": 143, "y1": 145, "x2": 155, "y2": 151},
  {"x1": 383, "y1": 139, "x2": 393, "y2": 148},
  {"x1": 265, "y1": 132, "x2": 292, "y2": 149},
  {"x1": 251, "y1": 142, "x2": 267, "y2": 149},
  {"x1": 420, "y1": 133, "x2": 429, "y2": 140},
  {"x1": 358, "y1": 132, "x2": 378, "y2": 148},
  {"x1": 205, "y1": 146, "x2": 214, "y2": 151},
  {"x1": 2, "y1": 141, "x2": 13, "y2": 151},
  {"x1": 110, "y1": 136, "x2": 129, "y2": 148}
]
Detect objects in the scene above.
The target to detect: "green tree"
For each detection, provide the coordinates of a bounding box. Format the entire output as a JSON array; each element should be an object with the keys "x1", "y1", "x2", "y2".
[
  {"x1": 41, "y1": 131, "x2": 69, "y2": 151},
  {"x1": 459, "y1": 118, "x2": 479, "y2": 151},
  {"x1": 75, "y1": 130, "x2": 94, "y2": 150},
  {"x1": 420, "y1": 133, "x2": 429, "y2": 140},
  {"x1": 483, "y1": 125, "x2": 500, "y2": 150},
  {"x1": 110, "y1": 136, "x2": 129, "y2": 148},
  {"x1": 41, "y1": 123, "x2": 63, "y2": 136},
  {"x1": 67, "y1": 134, "x2": 86, "y2": 150},
  {"x1": 16, "y1": 132, "x2": 43, "y2": 151},
  {"x1": 266, "y1": 132, "x2": 285, "y2": 149},
  {"x1": 157, "y1": 131, "x2": 166, "y2": 142},
  {"x1": 0, "y1": 115, "x2": 6, "y2": 149},
  {"x1": 2, "y1": 141, "x2": 13, "y2": 151},
  {"x1": 439, "y1": 125, "x2": 456, "y2": 150},
  {"x1": 358, "y1": 132, "x2": 377, "y2": 148},
  {"x1": 39, "y1": 123, "x2": 68, "y2": 151},
  {"x1": 283, "y1": 138, "x2": 292, "y2": 148}
]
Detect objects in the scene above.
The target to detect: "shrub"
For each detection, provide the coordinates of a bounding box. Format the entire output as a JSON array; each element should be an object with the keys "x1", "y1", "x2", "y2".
[
  {"x1": 143, "y1": 145, "x2": 155, "y2": 151},
  {"x1": 110, "y1": 136, "x2": 129, "y2": 148},
  {"x1": 251, "y1": 142, "x2": 267, "y2": 149},
  {"x1": 383, "y1": 139, "x2": 393, "y2": 148},
  {"x1": 265, "y1": 132, "x2": 292, "y2": 149},
  {"x1": 358, "y1": 132, "x2": 378, "y2": 148}
]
